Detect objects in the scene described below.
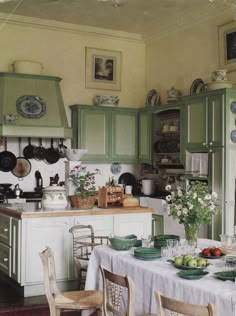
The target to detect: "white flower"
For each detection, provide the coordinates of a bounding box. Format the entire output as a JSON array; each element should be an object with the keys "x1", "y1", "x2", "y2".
[
  {"x1": 193, "y1": 192, "x2": 197, "y2": 199},
  {"x1": 176, "y1": 204, "x2": 183, "y2": 210},
  {"x1": 177, "y1": 211, "x2": 181, "y2": 216},
  {"x1": 187, "y1": 202, "x2": 193, "y2": 210},
  {"x1": 166, "y1": 195, "x2": 172, "y2": 202},
  {"x1": 212, "y1": 192, "x2": 218, "y2": 199},
  {"x1": 204, "y1": 194, "x2": 211, "y2": 200},
  {"x1": 183, "y1": 208, "x2": 188, "y2": 215},
  {"x1": 165, "y1": 185, "x2": 171, "y2": 191},
  {"x1": 177, "y1": 190, "x2": 183, "y2": 197}
]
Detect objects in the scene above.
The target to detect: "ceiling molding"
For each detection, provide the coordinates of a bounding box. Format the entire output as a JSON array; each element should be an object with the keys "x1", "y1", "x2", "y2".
[{"x1": 0, "y1": 12, "x2": 144, "y2": 42}]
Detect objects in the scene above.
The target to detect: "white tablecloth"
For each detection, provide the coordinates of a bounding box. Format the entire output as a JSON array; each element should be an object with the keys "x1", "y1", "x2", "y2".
[{"x1": 85, "y1": 240, "x2": 236, "y2": 316}]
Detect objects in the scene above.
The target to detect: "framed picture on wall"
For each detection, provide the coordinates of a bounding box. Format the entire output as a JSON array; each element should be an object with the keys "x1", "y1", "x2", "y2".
[
  {"x1": 85, "y1": 47, "x2": 122, "y2": 90},
  {"x1": 219, "y1": 21, "x2": 236, "y2": 72}
]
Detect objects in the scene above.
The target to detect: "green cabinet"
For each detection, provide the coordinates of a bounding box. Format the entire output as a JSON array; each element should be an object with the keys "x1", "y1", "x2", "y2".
[
  {"x1": 138, "y1": 109, "x2": 153, "y2": 162},
  {"x1": 70, "y1": 105, "x2": 138, "y2": 163},
  {"x1": 185, "y1": 91, "x2": 224, "y2": 149},
  {"x1": 152, "y1": 214, "x2": 164, "y2": 236}
]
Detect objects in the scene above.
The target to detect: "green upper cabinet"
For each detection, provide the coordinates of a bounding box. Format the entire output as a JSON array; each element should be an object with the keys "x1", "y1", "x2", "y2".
[
  {"x1": 70, "y1": 104, "x2": 138, "y2": 163},
  {"x1": 185, "y1": 91, "x2": 224, "y2": 150},
  {"x1": 138, "y1": 108, "x2": 153, "y2": 162},
  {"x1": 111, "y1": 109, "x2": 138, "y2": 161}
]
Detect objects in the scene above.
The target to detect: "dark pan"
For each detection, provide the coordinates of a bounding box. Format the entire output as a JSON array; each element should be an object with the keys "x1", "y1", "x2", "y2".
[
  {"x1": 57, "y1": 139, "x2": 67, "y2": 158},
  {"x1": 23, "y1": 138, "x2": 35, "y2": 159},
  {"x1": 118, "y1": 172, "x2": 137, "y2": 188},
  {"x1": 34, "y1": 138, "x2": 47, "y2": 160},
  {"x1": 0, "y1": 138, "x2": 17, "y2": 172},
  {"x1": 12, "y1": 138, "x2": 31, "y2": 178},
  {"x1": 45, "y1": 139, "x2": 60, "y2": 164}
]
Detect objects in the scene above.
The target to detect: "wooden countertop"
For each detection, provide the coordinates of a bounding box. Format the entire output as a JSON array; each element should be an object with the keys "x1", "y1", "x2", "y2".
[{"x1": 0, "y1": 203, "x2": 153, "y2": 219}]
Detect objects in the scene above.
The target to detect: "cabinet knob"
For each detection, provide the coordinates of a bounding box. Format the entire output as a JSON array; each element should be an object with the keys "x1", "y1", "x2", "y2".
[
  {"x1": 3, "y1": 228, "x2": 8, "y2": 232},
  {"x1": 209, "y1": 149, "x2": 212, "y2": 153},
  {"x1": 3, "y1": 258, "x2": 8, "y2": 262},
  {"x1": 203, "y1": 142, "x2": 206, "y2": 146},
  {"x1": 209, "y1": 142, "x2": 213, "y2": 145}
]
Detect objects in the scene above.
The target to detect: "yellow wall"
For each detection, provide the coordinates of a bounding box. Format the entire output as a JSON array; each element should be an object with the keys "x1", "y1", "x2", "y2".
[
  {"x1": 146, "y1": 14, "x2": 236, "y2": 104},
  {"x1": 0, "y1": 17, "x2": 146, "y2": 120}
]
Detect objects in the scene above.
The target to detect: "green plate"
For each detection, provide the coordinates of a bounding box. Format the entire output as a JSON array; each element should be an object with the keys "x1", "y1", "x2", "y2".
[
  {"x1": 177, "y1": 270, "x2": 209, "y2": 280},
  {"x1": 199, "y1": 253, "x2": 225, "y2": 259},
  {"x1": 134, "y1": 254, "x2": 161, "y2": 261},
  {"x1": 168, "y1": 259, "x2": 208, "y2": 270},
  {"x1": 213, "y1": 271, "x2": 236, "y2": 281}
]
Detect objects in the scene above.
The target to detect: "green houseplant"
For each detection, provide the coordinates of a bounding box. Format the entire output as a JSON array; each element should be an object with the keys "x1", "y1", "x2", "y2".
[
  {"x1": 165, "y1": 181, "x2": 218, "y2": 242},
  {"x1": 68, "y1": 164, "x2": 100, "y2": 209}
]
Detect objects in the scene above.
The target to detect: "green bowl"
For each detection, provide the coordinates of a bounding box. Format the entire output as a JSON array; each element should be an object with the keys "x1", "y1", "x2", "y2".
[
  {"x1": 109, "y1": 234, "x2": 137, "y2": 251},
  {"x1": 154, "y1": 234, "x2": 180, "y2": 248},
  {"x1": 177, "y1": 270, "x2": 209, "y2": 280}
]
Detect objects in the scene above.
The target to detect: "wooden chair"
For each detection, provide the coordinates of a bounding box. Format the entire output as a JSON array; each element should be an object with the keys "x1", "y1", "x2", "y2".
[
  {"x1": 155, "y1": 290, "x2": 216, "y2": 316},
  {"x1": 69, "y1": 224, "x2": 109, "y2": 289},
  {"x1": 39, "y1": 246, "x2": 103, "y2": 316},
  {"x1": 100, "y1": 265, "x2": 135, "y2": 316}
]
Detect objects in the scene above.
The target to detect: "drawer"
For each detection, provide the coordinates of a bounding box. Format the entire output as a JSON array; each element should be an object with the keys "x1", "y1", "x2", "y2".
[
  {"x1": 0, "y1": 214, "x2": 11, "y2": 246},
  {"x1": 0, "y1": 242, "x2": 11, "y2": 276}
]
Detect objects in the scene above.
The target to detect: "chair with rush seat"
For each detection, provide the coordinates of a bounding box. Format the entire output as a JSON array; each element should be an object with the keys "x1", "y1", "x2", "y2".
[
  {"x1": 39, "y1": 246, "x2": 103, "y2": 316},
  {"x1": 69, "y1": 224, "x2": 109, "y2": 290},
  {"x1": 155, "y1": 290, "x2": 216, "y2": 316},
  {"x1": 100, "y1": 265, "x2": 135, "y2": 316}
]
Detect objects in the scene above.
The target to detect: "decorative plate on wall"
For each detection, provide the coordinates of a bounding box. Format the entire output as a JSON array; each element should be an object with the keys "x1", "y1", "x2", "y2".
[
  {"x1": 145, "y1": 89, "x2": 160, "y2": 107},
  {"x1": 110, "y1": 163, "x2": 122, "y2": 175},
  {"x1": 190, "y1": 78, "x2": 206, "y2": 95},
  {"x1": 16, "y1": 95, "x2": 47, "y2": 118}
]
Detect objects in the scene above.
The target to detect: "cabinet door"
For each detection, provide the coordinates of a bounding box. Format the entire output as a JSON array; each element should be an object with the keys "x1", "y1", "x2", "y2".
[
  {"x1": 0, "y1": 213, "x2": 11, "y2": 246},
  {"x1": 208, "y1": 93, "x2": 224, "y2": 147},
  {"x1": 113, "y1": 213, "x2": 152, "y2": 238},
  {"x1": 208, "y1": 147, "x2": 224, "y2": 240},
  {"x1": 138, "y1": 109, "x2": 152, "y2": 162},
  {"x1": 185, "y1": 96, "x2": 208, "y2": 149},
  {"x1": 112, "y1": 110, "x2": 138, "y2": 162},
  {"x1": 74, "y1": 215, "x2": 113, "y2": 236},
  {"x1": 0, "y1": 242, "x2": 10, "y2": 276},
  {"x1": 72, "y1": 107, "x2": 110, "y2": 162},
  {"x1": 11, "y1": 218, "x2": 20, "y2": 282},
  {"x1": 21, "y1": 217, "x2": 74, "y2": 285}
]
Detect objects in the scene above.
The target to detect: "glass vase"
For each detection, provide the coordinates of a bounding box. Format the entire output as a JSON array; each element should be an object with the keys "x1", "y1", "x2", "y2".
[{"x1": 184, "y1": 223, "x2": 199, "y2": 243}]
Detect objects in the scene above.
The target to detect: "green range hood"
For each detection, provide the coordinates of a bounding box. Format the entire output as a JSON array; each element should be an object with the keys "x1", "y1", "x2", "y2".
[{"x1": 0, "y1": 72, "x2": 72, "y2": 138}]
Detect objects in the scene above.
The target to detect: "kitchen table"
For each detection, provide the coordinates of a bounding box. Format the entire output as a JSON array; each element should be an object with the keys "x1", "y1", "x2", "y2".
[{"x1": 85, "y1": 242, "x2": 236, "y2": 316}]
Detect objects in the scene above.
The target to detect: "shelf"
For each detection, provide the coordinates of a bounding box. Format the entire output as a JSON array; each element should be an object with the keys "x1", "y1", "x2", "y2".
[
  {"x1": 156, "y1": 132, "x2": 180, "y2": 135},
  {"x1": 155, "y1": 152, "x2": 180, "y2": 155}
]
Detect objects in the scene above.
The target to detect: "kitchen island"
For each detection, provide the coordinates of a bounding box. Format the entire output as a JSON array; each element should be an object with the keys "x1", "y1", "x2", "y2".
[{"x1": 0, "y1": 203, "x2": 153, "y2": 297}]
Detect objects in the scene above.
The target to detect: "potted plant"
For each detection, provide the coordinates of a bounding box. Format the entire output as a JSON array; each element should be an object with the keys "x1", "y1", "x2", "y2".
[
  {"x1": 68, "y1": 164, "x2": 100, "y2": 209},
  {"x1": 165, "y1": 181, "x2": 218, "y2": 242}
]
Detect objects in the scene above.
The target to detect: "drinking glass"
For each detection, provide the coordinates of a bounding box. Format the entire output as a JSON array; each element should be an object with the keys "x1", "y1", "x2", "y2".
[
  {"x1": 161, "y1": 246, "x2": 168, "y2": 261},
  {"x1": 141, "y1": 234, "x2": 152, "y2": 248}
]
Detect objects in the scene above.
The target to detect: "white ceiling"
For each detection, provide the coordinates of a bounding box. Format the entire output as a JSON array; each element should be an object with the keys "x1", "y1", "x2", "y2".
[{"x1": 0, "y1": 0, "x2": 233, "y2": 39}]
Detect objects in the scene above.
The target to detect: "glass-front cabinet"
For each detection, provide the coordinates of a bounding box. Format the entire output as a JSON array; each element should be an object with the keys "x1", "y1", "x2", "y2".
[{"x1": 152, "y1": 103, "x2": 185, "y2": 169}]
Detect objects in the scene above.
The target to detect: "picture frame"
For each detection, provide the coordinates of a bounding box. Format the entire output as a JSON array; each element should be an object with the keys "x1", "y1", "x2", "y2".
[
  {"x1": 85, "y1": 47, "x2": 122, "y2": 90},
  {"x1": 219, "y1": 21, "x2": 236, "y2": 72}
]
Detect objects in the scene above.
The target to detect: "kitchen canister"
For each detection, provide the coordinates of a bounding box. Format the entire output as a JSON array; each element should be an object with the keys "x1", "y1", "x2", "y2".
[
  {"x1": 142, "y1": 179, "x2": 156, "y2": 196},
  {"x1": 11, "y1": 60, "x2": 43, "y2": 75}
]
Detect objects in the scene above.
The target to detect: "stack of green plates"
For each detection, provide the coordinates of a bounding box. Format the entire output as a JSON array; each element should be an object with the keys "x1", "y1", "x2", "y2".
[
  {"x1": 134, "y1": 247, "x2": 161, "y2": 261},
  {"x1": 153, "y1": 234, "x2": 180, "y2": 249}
]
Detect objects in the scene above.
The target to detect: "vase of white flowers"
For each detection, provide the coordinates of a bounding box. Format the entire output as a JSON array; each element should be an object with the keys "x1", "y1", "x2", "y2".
[
  {"x1": 165, "y1": 181, "x2": 218, "y2": 242},
  {"x1": 68, "y1": 164, "x2": 100, "y2": 209}
]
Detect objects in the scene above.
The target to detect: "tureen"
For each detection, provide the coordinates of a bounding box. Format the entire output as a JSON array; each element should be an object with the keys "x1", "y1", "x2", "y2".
[{"x1": 42, "y1": 184, "x2": 68, "y2": 209}]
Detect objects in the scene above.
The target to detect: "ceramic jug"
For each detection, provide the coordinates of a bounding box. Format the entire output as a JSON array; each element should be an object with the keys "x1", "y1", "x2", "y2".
[{"x1": 42, "y1": 184, "x2": 68, "y2": 209}]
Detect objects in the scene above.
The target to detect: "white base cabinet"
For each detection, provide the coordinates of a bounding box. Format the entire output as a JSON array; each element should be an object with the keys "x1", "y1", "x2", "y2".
[{"x1": 0, "y1": 211, "x2": 152, "y2": 297}]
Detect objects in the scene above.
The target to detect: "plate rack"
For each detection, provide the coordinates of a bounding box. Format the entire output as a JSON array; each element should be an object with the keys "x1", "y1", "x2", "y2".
[{"x1": 98, "y1": 186, "x2": 124, "y2": 208}]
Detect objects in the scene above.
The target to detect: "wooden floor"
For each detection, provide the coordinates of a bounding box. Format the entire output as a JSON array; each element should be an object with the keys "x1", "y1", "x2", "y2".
[{"x1": 0, "y1": 280, "x2": 80, "y2": 315}]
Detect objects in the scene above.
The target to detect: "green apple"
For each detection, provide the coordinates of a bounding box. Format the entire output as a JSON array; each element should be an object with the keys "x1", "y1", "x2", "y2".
[
  {"x1": 197, "y1": 258, "x2": 207, "y2": 267},
  {"x1": 187, "y1": 258, "x2": 198, "y2": 268},
  {"x1": 174, "y1": 256, "x2": 183, "y2": 266},
  {"x1": 183, "y1": 255, "x2": 192, "y2": 266}
]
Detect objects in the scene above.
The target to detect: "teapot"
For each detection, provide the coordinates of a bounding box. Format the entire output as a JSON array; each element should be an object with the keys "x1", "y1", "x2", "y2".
[{"x1": 42, "y1": 184, "x2": 68, "y2": 209}]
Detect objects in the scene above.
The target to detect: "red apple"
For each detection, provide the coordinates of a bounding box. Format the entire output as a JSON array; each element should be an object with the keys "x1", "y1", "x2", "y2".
[
  {"x1": 210, "y1": 247, "x2": 222, "y2": 257},
  {"x1": 202, "y1": 248, "x2": 211, "y2": 256}
]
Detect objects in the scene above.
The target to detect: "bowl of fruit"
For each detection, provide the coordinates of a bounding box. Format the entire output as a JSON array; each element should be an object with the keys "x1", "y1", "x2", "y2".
[
  {"x1": 169, "y1": 255, "x2": 209, "y2": 270},
  {"x1": 199, "y1": 247, "x2": 224, "y2": 259}
]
